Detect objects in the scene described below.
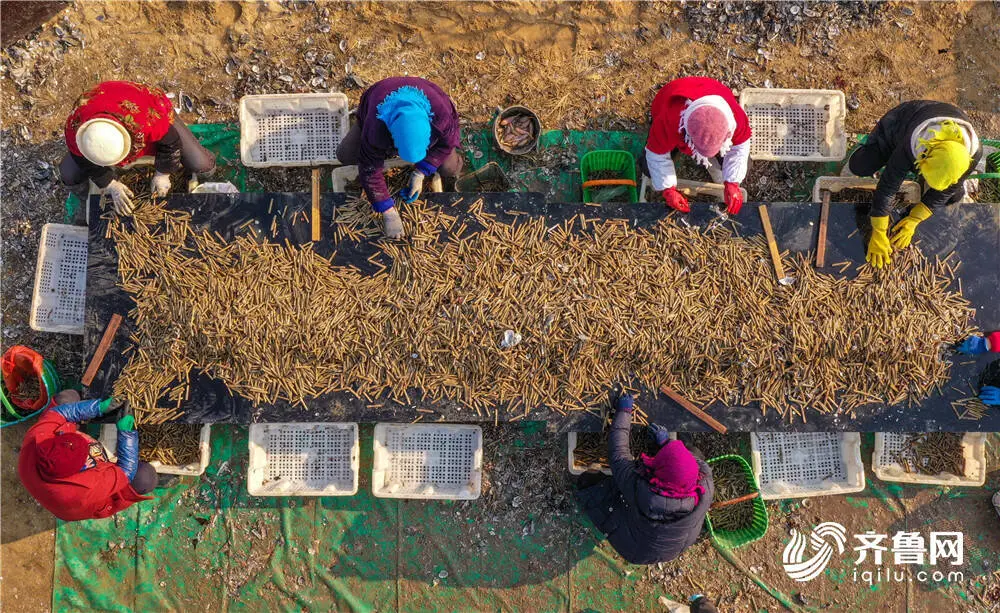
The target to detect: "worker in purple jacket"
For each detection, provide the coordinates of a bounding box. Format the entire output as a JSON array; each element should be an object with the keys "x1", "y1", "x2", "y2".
[{"x1": 337, "y1": 77, "x2": 463, "y2": 238}]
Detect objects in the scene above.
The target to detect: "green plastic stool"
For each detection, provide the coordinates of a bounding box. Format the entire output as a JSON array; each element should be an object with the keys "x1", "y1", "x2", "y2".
[
  {"x1": 580, "y1": 150, "x2": 638, "y2": 203},
  {"x1": 704, "y1": 454, "x2": 769, "y2": 549}
]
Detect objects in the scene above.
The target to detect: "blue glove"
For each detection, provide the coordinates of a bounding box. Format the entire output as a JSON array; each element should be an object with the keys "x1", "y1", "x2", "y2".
[
  {"x1": 399, "y1": 170, "x2": 426, "y2": 204},
  {"x1": 371, "y1": 197, "x2": 395, "y2": 213},
  {"x1": 647, "y1": 423, "x2": 671, "y2": 447},
  {"x1": 957, "y1": 336, "x2": 989, "y2": 355},
  {"x1": 616, "y1": 393, "x2": 634, "y2": 413},
  {"x1": 981, "y1": 386, "x2": 1000, "y2": 407},
  {"x1": 115, "y1": 417, "x2": 139, "y2": 481},
  {"x1": 51, "y1": 399, "x2": 106, "y2": 423}
]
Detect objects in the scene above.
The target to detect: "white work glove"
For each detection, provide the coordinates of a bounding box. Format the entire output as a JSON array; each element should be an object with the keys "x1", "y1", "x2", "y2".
[
  {"x1": 104, "y1": 180, "x2": 135, "y2": 215},
  {"x1": 399, "y1": 171, "x2": 425, "y2": 204},
  {"x1": 151, "y1": 172, "x2": 171, "y2": 197},
  {"x1": 383, "y1": 206, "x2": 404, "y2": 239}
]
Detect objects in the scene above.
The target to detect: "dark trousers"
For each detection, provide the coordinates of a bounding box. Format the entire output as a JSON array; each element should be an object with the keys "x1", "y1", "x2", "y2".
[
  {"x1": 59, "y1": 118, "x2": 216, "y2": 187},
  {"x1": 336, "y1": 121, "x2": 464, "y2": 177},
  {"x1": 52, "y1": 390, "x2": 157, "y2": 495}
]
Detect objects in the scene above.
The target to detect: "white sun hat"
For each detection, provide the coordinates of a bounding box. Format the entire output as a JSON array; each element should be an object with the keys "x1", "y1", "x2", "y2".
[{"x1": 76, "y1": 118, "x2": 131, "y2": 166}]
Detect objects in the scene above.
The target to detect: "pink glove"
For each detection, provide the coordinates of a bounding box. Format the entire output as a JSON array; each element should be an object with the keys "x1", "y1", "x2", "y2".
[
  {"x1": 724, "y1": 182, "x2": 743, "y2": 215},
  {"x1": 662, "y1": 187, "x2": 690, "y2": 213}
]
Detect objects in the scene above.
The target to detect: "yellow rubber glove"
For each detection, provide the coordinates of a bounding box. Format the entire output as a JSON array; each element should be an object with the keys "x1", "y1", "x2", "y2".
[
  {"x1": 889, "y1": 203, "x2": 932, "y2": 250},
  {"x1": 866, "y1": 215, "x2": 892, "y2": 269}
]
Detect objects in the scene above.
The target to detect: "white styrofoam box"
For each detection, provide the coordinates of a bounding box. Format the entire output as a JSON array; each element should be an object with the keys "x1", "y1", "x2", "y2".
[
  {"x1": 566, "y1": 429, "x2": 676, "y2": 475},
  {"x1": 873, "y1": 433, "x2": 987, "y2": 487},
  {"x1": 567, "y1": 431, "x2": 613, "y2": 476},
  {"x1": 812, "y1": 175, "x2": 922, "y2": 205},
  {"x1": 751, "y1": 432, "x2": 865, "y2": 500},
  {"x1": 247, "y1": 423, "x2": 359, "y2": 496},
  {"x1": 30, "y1": 223, "x2": 88, "y2": 334},
  {"x1": 329, "y1": 158, "x2": 425, "y2": 193},
  {"x1": 239, "y1": 93, "x2": 349, "y2": 167},
  {"x1": 100, "y1": 424, "x2": 211, "y2": 476},
  {"x1": 372, "y1": 423, "x2": 482, "y2": 500},
  {"x1": 637, "y1": 176, "x2": 746, "y2": 204},
  {"x1": 740, "y1": 88, "x2": 847, "y2": 162}
]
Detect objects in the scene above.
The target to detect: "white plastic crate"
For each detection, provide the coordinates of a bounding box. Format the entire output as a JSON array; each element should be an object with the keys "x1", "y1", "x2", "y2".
[
  {"x1": 751, "y1": 432, "x2": 865, "y2": 500},
  {"x1": 740, "y1": 88, "x2": 847, "y2": 162},
  {"x1": 873, "y1": 433, "x2": 987, "y2": 487},
  {"x1": 566, "y1": 429, "x2": 676, "y2": 475},
  {"x1": 372, "y1": 423, "x2": 483, "y2": 500},
  {"x1": 30, "y1": 223, "x2": 88, "y2": 334},
  {"x1": 239, "y1": 93, "x2": 349, "y2": 168},
  {"x1": 247, "y1": 423, "x2": 359, "y2": 496},
  {"x1": 99, "y1": 424, "x2": 211, "y2": 476}
]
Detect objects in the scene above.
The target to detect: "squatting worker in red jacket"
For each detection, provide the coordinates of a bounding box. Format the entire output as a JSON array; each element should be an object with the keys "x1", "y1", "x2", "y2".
[
  {"x1": 643, "y1": 76, "x2": 752, "y2": 215},
  {"x1": 18, "y1": 390, "x2": 155, "y2": 521},
  {"x1": 60, "y1": 80, "x2": 217, "y2": 216}
]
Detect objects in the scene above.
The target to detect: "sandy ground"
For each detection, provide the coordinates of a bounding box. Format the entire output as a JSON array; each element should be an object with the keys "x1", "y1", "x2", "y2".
[{"x1": 2, "y1": 1, "x2": 1000, "y2": 611}]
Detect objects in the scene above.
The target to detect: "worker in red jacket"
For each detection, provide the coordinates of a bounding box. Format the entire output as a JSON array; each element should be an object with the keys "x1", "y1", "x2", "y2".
[
  {"x1": 644, "y1": 77, "x2": 752, "y2": 215},
  {"x1": 60, "y1": 80, "x2": 216, "y2": 215},
  {"x1": 17, "y1": 391, "x2": 155, "y2": 521}
]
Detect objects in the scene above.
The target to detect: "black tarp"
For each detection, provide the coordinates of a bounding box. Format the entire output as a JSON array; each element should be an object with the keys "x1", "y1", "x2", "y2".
[{"x1": 85, "y1": 193, "x2": 1000, "y2": 432}]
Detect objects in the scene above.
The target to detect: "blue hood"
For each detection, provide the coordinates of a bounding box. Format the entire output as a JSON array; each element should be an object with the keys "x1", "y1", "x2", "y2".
[{"x1": 376, "y1": 85, "x2": 434, "y2": 164}]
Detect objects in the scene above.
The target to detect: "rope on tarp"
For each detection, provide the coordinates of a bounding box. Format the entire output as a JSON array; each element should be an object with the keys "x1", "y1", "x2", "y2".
[{"x1": 712, "y1": 539, "x2": 816, "y2": 613}]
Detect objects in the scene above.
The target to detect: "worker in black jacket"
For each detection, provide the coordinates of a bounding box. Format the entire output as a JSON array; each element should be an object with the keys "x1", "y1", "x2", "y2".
[
  {"x1": 575, "y1": 393, "x2": 714, "y2": 565},
  {"x1": 848, "y1": 100, "x2": 982, "y2": 268}
]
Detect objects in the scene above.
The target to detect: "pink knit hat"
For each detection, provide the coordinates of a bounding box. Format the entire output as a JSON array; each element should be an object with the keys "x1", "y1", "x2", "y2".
[
  {"x1": 640, "y1": 440, "x2": 705, "y2": 503},
  {"x1": 684, "y1": 105, "x2": 730, "y2": 158}
]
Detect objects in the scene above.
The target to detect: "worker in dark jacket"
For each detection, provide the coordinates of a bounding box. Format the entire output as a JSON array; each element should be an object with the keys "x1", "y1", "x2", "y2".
[
  {"x1": 575, "y1": 393, "x2": 714, "y2": 565},
  {"x1": 17, "y1": 390, "x2": 156, "y2": 521},
  {"x1": 848, "y1": 100, "x2": 982, "y2": 268},
  {"x1": 958, "y1": 332, "x2": 1000, "y2": 407},
  {"x1": 336, "y1": 76, "x2": 463, "y2": 239},
  {"x1": 60, "y1": 80, "x2": 216, "y2": 215}
]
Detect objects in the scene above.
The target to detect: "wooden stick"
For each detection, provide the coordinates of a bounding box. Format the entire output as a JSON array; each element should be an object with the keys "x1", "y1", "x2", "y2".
[
  {"x1": 710, "y1": 491, "x2": 759, "y2": 510},
  {"x1": 816, "y1": 190, "x2": 830, "y2": 268},
  {"x1": 311, "y1": 168, "x2": 321, "y2": 242},
  {"x1": 82, "y1": 314, "x2": 123, "y2": 386},
  {"x1": 659, "y1": 385, "x2": 728, "y2": 433},
  {"x1": 757, "y1": 204, "x2": 785, "y2": 281}
]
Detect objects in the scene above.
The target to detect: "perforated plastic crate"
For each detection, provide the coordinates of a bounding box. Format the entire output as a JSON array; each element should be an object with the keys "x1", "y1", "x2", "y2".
[
  {"x1": 239, "y1": 93, "x2": 349, "y2": 168},
  {"x1": 30, "y1": 223, "x2": 88, "y2": 334},
  {"x1": 247, "y1": 423, "x2": 359, "y2": 496},
  {"x1": 99, "y1": 424, "x2": 211, "y2": 476},
  {"x1": 873, "y1": 433, "x2": 986, "y2": 487},
  {"x1": 372, "y1": 423, "x2": 482, "y2": 500},
  {"x1": 740, "y1": 88, "x2": 846, "y2": 162},
  {"x1": 751, "y1": 432, "x2": 865, "y2": 500}
]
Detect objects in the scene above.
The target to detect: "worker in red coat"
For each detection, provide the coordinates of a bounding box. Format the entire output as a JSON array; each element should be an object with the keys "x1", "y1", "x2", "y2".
[
  {"x1": 644, "y1": 77, "x2": 752, "y2": 215},
  {"x1": 17, "y1": 391, "x2": 156, "y2": 521},
  {"x1": 60, "y1": 80, "x2": 216, "y2": 215}
]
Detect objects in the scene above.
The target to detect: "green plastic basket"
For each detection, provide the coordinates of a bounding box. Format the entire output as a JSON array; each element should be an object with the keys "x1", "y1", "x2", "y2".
[
  {"x1": 1, "y1": 358, "x2": 60, "y2": 421},
  {"x1": 580, "y1": 150, "x2": 638, "y2": 203},
  {"x1": 704, "y1": 454, "x2": 769, "y2": 550}
]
